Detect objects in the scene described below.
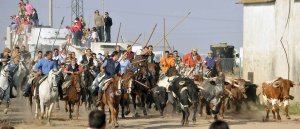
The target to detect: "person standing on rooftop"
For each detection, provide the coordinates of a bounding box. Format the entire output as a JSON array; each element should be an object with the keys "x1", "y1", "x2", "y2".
[
  {"x1": 94, "y1": 10, "x2": 105, "y2": 42},
  {"x1": 104, "y1": 12, "x2": 112, "y2": 42}
]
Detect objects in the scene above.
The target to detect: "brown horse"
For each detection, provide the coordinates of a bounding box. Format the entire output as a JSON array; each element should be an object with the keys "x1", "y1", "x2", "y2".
[
  {"x1": 120, "y1": 71, "x2": 135, "y2": 118},
  {"x1": 64, "y1": 73, "x2": 81, "y2": 119},
  {"x1": 99, "y1": 74, "x2": 122, "y2": 127}
]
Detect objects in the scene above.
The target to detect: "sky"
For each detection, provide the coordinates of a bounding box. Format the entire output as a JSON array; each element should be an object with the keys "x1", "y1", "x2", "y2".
[{"x1": 0, "y1": 0, "x2": 243, "y2": 54}]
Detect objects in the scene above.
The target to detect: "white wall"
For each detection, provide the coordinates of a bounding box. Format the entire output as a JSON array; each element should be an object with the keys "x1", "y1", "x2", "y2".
[{"x1": 243, "y1": 1, "x2": 300, "y2": 101}]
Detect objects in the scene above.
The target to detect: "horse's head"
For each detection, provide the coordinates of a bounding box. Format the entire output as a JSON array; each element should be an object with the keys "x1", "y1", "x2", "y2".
[
  {"x1": 121, "y1": 71, "x2": 135, "y2": 91},
  {"x1": 48, "y1": 69, "x2": 61, "y2": 87}
]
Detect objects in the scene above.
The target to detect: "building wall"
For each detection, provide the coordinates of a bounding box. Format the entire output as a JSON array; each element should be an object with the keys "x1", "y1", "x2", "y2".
[{"x1": 243, "y1": 1, "x2": 300, "y2": 102}]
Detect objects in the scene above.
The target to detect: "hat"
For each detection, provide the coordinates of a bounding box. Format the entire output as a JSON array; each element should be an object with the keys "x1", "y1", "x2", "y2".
[
  {"x1": 3, "y1": 48, "x2": 11, "y2": 53},
  {"x1": 208, "y1": 50, "x2": 213, "y2": 54}
]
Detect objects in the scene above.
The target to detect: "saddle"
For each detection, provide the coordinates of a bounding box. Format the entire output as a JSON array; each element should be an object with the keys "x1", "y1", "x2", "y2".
[
  {"x1": 102, "y1": 78, "x2": 112, "y2": 91},
  {"x1": 38, "y1": 75, "x2": 49, "y2": 84}
]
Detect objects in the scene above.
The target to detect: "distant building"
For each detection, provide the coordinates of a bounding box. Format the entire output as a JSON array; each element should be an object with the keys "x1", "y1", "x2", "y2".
[{"x1": 240, "y1": 0, "x2": 300, "y2": 101}]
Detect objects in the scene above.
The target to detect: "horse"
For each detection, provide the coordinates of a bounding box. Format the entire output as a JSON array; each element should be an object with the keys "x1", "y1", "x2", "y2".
[
  {"x1": 120, "y1": 71, "x2": 135, "y2": 118},
  {"x1": 37, "y1": 69, "x2": 61, "y2": 124},
  {"x1": 98, "y1": 74, "x2": 122, "y2": 127},
  {"x1": 12, "y1": 61, "x2": 29, "y2": 96},
  {"x1": 64, "y1": 73, "x2": 81, "y2": 119},
  {"x1": 80, "y1": 63, "x2": 95, "y2": 110},
  {"x1": 0, "y1": 63, "x2": 11, "y2": 114},
  {"x1": 131, "y1": 66, "x2": 152, "y2": 117}
]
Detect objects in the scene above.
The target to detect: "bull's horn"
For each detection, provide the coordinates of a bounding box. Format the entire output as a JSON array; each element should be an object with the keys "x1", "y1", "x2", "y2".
[
  {"x1": 233, "y1": 84, "x2": 240, "y2": 88},
  {"x1": 179, "y1": 81, "x2": 185, "y2": 86},
  {"x1": 272, "y1": 81, "x2": 282, "y2": 88}
]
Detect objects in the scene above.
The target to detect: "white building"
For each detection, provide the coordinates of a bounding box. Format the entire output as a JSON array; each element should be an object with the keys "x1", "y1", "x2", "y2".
[{"x1": 240, "y1": 0, "x2": 300, "y2": 101}]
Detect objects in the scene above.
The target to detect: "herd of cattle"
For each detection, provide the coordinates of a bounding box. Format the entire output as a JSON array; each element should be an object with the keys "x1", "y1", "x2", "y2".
[{"x1": 0, "y1": 60, "x2": 296, "y2": 128}]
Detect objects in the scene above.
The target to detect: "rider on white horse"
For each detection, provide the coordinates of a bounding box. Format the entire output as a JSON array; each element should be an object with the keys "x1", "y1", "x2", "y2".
[
  {"x1": 0, "y1": 48, "x2": 12, "y2": 97},
  {"x1": 23, "y1": 51, "x2": 58, "y2": 97}
]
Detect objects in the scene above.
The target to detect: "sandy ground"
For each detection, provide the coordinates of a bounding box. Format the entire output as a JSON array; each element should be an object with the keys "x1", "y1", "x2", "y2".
[{"x1": 0, "y1": 98, "x2": 300, "y2": 129}]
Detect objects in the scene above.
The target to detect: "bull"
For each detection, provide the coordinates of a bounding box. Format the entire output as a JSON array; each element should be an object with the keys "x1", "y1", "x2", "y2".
[
  {"x1": 170, "y1": 77, "x2": 199, "y2": 125},
  {"x1": 150, "y1": 86, "x2": 168, "y2": 117},
  {"x1": 262, "y1": 77, "x2": 294, "y2": 121},
  {"x1": 199, "y1": 74, "x2": 225, "y2": 121}
]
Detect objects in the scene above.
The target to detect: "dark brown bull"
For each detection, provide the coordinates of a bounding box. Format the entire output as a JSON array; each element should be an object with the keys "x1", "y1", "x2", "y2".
[
  {"x1": 98, "y1": 74, "x2": 122, "y2": 127},
  {"x1": 262, "y1": 77, "x2": 294, "y2": 121},
  {"x1": 64, "y1": 73, "x2": 81, "y2": 119}
]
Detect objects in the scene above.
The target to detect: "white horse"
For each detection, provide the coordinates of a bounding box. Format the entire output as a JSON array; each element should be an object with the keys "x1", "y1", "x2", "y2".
[
  {"x1": 36, "y1": 69, "x2": 61, "y2": 124},
  {"x1": 0, "y1": 63, "x2": 11, "y2": 114},
  {"x1": 13, "y1": 61, "x2": 29, "y2": 96}
]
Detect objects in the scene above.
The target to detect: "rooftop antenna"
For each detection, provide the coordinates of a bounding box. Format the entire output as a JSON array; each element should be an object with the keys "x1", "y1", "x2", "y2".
[{"x1": 71, "y1": 0, "x2": 84, "y2": 23}]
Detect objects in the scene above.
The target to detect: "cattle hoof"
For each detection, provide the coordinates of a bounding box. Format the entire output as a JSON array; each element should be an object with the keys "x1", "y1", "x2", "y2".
[
  {"x1": 277, "y1": 116, "x2": 281, "y2": 120},
  {"x1": 286, "y1": 116, "x2": 291, "y2": 119},
  {"x1": 143, "y1": 110, "x2": 148, "y2": 116},
  {"x1": 65, "y1": 108, "x2": 68, "y2": 112},
  {"x1": 4, "y1": 108, "x2": 8, "y2": 114},
  {"x1": 114, "y1": 122, "x2": 119, "y2": 128}
]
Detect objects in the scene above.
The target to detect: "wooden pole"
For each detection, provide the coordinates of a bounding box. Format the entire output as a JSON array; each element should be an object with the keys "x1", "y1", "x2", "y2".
[
  {"x1": 165, "y1": 38, "x2": 172, "y2": 52},
  {"x1": 131, "y1": 33, "x2": 142, "y2": 46},
  {"x1": 33, "y1": 27, "x2": 42, "y2": 59},
  {"x1": 163, "y1": 18, "x2": 166, "y2": 52},
  {"x1": 154, "y1": 12, "x2": 191, "y2": 48},
  {"x1": 51, "y1": 16, "x2": 65, "y2": 50},
  {"x1": 115, "y1": 22, "x2": 122, "y2": 47},
  {"x1": 144, "y1": 24, "x2": 157, "y2": 47}
]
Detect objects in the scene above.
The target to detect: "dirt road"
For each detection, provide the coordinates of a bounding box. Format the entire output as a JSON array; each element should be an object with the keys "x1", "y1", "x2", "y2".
[{"x1": 0, "y1": 98, "x2": 299, "y2": 129}]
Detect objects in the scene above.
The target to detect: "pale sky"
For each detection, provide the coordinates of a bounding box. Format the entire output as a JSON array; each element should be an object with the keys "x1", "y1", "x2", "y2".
[{"x1": 0, "y1": 0, "x2": 243, "y2": 54}]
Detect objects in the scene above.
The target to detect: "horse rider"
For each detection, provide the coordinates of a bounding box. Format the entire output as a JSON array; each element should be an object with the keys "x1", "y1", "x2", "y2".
[
  {"x1": 119, "y1": 51, "x2": 132, "y2": 75},
  {"x1": 126, "y1": 45, "x2": 135, "y2": 62},
  {"x1": 0, "y1": 48, "x2": 11, "y2": 69},
  {"x1": 147, "y1": 45, "x2": 155, "y2": 63},
  {"x1": 173, "y1": 50, "x2": 183, "y2": 74},
  {"x1": 78, "y1": 48, "x2": 98, "y2": 68},
  {"x1": 160, "y1": 51, "x2": 175, "y2": 77},
  {"x1": 97, "y1": 51, "x2": 120, "y2": 104},
  {"x1": 203, "y1": 50, "x2": 216, "y2": 77},
  {"x1": 62, "y1": 58, "x2": 81, "y2": 99},
  {"x1": 23, "y1": 51, "x2": 61, "y2": 98},
  {"x1": 182, "y1": 48, "x2": 202, "y2": 77},
  {"x1": 10, "y1": 46, "x2": 21, "y2": 75}
]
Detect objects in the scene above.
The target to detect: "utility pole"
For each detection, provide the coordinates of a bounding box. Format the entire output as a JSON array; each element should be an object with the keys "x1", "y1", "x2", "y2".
[
  {"x1": 49, "y1": 0, "x2": 53, "y2": 27},
  {"x1": 163, "y1": 18, "x2": 166, "y2": 52}
]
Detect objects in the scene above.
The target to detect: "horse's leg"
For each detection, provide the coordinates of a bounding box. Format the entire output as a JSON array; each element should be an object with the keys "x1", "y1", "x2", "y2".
[
  {"x1": 131, "y1": 93, "x2": 138, "y2": 117},
  {"x1": 76, "y1": 102, "x2": 80, "y2": 120},
  {"x1": 55, "y1": 99, "x2": 60, "y2": 110},
  {"x1": 35, "y1": 99, "x2": 39, "y2": 118},
  {"x1": 220, "y1": 100, "x2": 225, "y2": 119},
  {"x1": 141, "y1": 94, "x2": 147, "y2": 116},
  {"x1": 108, "y1": 101, "x2": 118, "y2": 127},
  {"x1": 48, "y1": 103, "x2": 55, "y2": 125},
  {"x1": 45, "y1": 106, "x2": 49, "y2": 118},
  {"x1": 181, "y1": 110, "x2": 185, "y2": 126},
  {"x1": 65, "y1": 101, "x2": 68, "y2": 112},
  {"x1": 28, "y1": 96, "x2": 33, "y2": 112},
  {"x1": 40, "y1": 101, "x2": 44, "y2": 119},
  {"x1": 69, "y1": 103, "x2": 72, "y2": 119},
  {"x1": 121, "y1": 97, "x2": 125, "y2": 118}
]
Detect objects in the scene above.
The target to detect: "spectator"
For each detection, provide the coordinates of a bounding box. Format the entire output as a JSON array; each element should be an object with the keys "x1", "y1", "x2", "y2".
[
  {"x1": 18, "y1": 1, "x2": 25, "y2": 18},
  {"x1": 79, "y1": 15, "x2": 86, "y2": 29},
  {"x1": 67, "y1": 17, "x2": 83, "y2": 46},
  {"x1": 115, "y1": 45, "x2": 123, "y2": 59},
  {"x1": 87, "y1": 110, "x2": 106, "y2": 129},
  {"x1": 25, "y1": 0, "x2": 33, "y2": 16},
  {"x1": 104, "y1": 12, "x2": 112, "y2": 42},
  {"x1": 23, "y1": 16, "x2": 31, "y2": 33},
  {"x1": 10, "y1": 15, "x2": 19, "y2": 31},
  {"x1": 92, "y1": 27, "x2": 99, "y2": 42},
  {"x1": 31, "y1": 8, "x2": 39, "y2": 27},
  {"x1": 94, "y1": 10, "x2": 105, "y2": 42},
  {"x1": 209, "y1": 120, "x2": 229, "y2": 129}
]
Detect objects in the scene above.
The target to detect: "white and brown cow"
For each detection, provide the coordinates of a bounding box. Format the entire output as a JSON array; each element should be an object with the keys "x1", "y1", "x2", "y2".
[{"x1": 262, "y1": 77, "x2": 294, "y2": 121}]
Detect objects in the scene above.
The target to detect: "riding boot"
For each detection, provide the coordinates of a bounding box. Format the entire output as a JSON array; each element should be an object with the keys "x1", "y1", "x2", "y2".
[{"x1": 23, "y1": 83, "x2": 31, "y2": 97}]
